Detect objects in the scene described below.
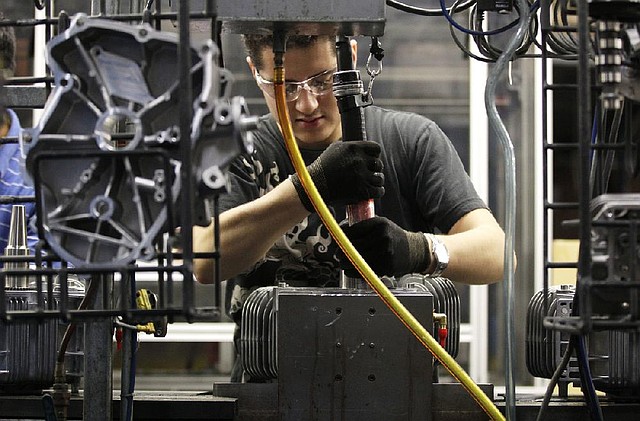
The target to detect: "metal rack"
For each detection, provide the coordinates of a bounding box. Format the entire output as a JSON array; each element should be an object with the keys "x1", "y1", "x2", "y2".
[
  {"x1": 537, "y1": 0, "x2": 640, "y2": 400},
  {"x1": 541, "y1": 0, "x2": 640, "y2": 331},
  {"x1": 540, "y1": 0, "x2": 581, "y2": 317},
  {"x1": 0, "y1": 1, "x2": 249, "y2": 419},
  {"x1": 0, "y1": 1, "x2": 231, "y2": 321}
]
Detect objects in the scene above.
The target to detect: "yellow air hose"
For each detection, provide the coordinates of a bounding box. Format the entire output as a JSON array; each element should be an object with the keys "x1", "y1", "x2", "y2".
[{"x1": 273, "y1": 63, "x2": 505, "y2": 421}]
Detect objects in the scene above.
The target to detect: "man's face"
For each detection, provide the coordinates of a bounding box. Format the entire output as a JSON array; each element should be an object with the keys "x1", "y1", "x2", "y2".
[{"x1": 251, "y1": 39, "x2": 342, "y2": 149}]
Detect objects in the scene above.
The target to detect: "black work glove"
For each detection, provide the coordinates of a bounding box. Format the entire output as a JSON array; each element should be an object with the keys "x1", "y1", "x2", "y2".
[
  {"x1": 290, "y1": 140, "x2": 385, "y2": 212},
  {"x1": 337, "y1": 216, "x2": 430, "y2": 277}
]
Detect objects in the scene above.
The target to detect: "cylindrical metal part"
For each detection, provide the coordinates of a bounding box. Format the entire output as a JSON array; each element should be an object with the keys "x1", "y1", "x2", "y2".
[
  {"x1": 4, "y1": 205, "x2": 31, "y2": 289},
  {"x1": 334, "y1": 36, "x2": 373, "y2": 290}
]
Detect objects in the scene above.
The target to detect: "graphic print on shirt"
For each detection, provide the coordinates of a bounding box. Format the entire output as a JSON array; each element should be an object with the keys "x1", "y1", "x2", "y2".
[{"x1": 243, "y1": 152, "x2": 342, "y2": 287}]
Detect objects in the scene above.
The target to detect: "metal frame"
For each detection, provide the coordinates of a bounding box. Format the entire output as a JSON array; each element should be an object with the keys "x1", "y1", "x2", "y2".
[{"x1": 1, "y1": 2, "x2": 228, "y2": 420}]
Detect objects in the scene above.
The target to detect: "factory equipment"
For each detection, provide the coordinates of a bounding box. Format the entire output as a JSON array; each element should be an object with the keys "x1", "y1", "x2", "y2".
[
  {"x1": 532, "y1": 2, "x2": 640, "y2": 415},
  {"x1": 2, "y1": 0, "x2": 640, "y2": 420},
  {"x1": 22, "y1": 13, "x2": 254, "y2": 267},
  {"x1": 528, "y1": 193, "x2": 640, "y2": 400},
  {"x1": 0, "y1": 205, "x2": 84, "y2": 393},
  {"x1": 528, "y1": 283, "x2": 640, "y2": 398},
  {"x1": 0, "y1": 3, "x2": 256, "y2": 420},
  {"x1": 0, "y1": 0, "x2": 527, "y2": 419},
  {"x1": 242, "y1": 286, "x2": 434, "y2": 421},
  {"x1": 236, "y1": 276, "x2": 460, "y2": 419},
  {"x1": 526, "y1": 285, "x2": 576, "y2": 394},
  {"x1": 234, "y1": 5, "x2": 503, "y2": 417},
  {"x1": 240, "y1": 275, "x2": 460, "y2": 380}
]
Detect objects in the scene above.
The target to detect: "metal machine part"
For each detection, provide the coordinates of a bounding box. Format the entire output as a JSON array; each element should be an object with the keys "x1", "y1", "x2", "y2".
[
  {"x1": 589, "y1": 193, "x2": 640, "y2": 323},
  {"x1": 240, "y1": 286, "x2": 434, "y2": 421},
  {"x1": 241, "y1": 286, "x2": 277, "y2": 381},
  {"x1": 182, "y1": 0, "x2": 386, "y2": 36},
  {"x1": 525, "y1": 285, "x2": 577, "y2": 395},
  {"x1": 396, "y1": 274, "x2": 461, "y2": 358},
  {"x1": 277, "y1": 288, "x2": 433, "y2": 421},
  {"x1": 22, "y1": 14, "x2": 253, "y2": 267},
  {"x1": 595, "y1": 20, "x2": 626, "y2": 110},
  {"x1": 0, "y1": 276, "x2": 85, "y2": 393},
  {"x1": 527, "y1": 284, "x2": 640, "y2": 399},
  {"x1": 4, "y1": 205, "x2": 31, "y2": 289},
  {"x1": 241, "y1": 279, "x2": 460, "y2": 380},
  {"x1": 0, "y1": 202, "x2": 85, "y2": 394},
  {"x1": 589, "y1": 0, "x2": 640, "y2": 109},
  {"x1": 193, "y1": 95, "x2": 257, "y2": 204}
]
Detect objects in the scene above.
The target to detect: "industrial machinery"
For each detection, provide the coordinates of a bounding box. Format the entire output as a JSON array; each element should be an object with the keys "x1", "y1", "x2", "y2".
[
  {"x1": 240, "y1": 286, "x2": 435, "y2": 421},
  {"x1": 0, "y1": 3, "x2": 256, "y2": 420},
  {"x1": 0, "y1": 1, "x2": 478, "y2": 419},
  {"x1": 525, "y1": 0, "x2": 640, "y2": 418},
  {"x1": 1, "y1": 0, "x2": 640, "y2": 420},
  {"x1": 0, "y1": 205, "x2": 84, "y2": 394},
  {"x1": 527, "y1": 193, "x2": 640, "y2": 401},
  {"x1": 233, "y1": 276, "x2": 460, "y2": 420},
  {"x1": 23, "y1": 12, "x2": 254, "y2": 267}
]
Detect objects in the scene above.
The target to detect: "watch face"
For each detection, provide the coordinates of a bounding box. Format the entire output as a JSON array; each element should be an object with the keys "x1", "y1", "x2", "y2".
[
  {"x1": 434, "y1": 241, "x2": 449, "y2": 266},
  {"x1": 424, "y1": 233, "x2": 449, "y2": 277}
]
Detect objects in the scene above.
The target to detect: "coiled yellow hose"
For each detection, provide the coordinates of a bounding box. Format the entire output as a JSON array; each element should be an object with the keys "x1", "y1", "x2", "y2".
[{"x1": 272, "y1": 62, "x2": 505, "y2": 420}]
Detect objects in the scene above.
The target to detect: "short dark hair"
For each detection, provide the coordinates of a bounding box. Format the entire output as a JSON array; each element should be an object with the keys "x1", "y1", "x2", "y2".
[
  {"x1": 0, "y1": 12, "x2": 16, "y2": 74},
  {"x1": 241, "y1": 33, "x2": 334, "y2": 71}
]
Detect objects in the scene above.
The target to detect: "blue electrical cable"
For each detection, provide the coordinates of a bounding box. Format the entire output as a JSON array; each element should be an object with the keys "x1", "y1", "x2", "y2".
[
  {"x1": 570, "y1": 289, "x2": 604, "y2": 421},
  {"x1": 575, "y1": 334, "x2": 604, "y2": 421}
]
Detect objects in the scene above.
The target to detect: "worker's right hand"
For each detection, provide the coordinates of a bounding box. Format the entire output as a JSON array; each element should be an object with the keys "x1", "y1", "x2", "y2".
[{"x1": 290, "y1": 140, "x2": 385, "y2": 212}]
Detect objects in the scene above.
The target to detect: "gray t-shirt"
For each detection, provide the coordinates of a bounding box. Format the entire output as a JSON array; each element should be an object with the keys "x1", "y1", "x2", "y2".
[{"x1": 219, "y1": 106, "x2": 486, "y2": 317}]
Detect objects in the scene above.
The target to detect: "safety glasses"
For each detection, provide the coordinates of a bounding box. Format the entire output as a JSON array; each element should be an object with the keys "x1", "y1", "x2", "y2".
[{"x1": 255, "y1": 68, "x2": 336, "y2": 102}]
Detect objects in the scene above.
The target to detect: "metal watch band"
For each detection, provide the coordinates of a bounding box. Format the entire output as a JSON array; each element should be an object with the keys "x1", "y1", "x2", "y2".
[{"x1": 424, "y1": 233, "x2": 449, "y2": 278}]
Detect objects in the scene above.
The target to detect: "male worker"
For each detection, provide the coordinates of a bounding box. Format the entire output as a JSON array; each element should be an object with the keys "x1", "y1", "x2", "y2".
[
  {"x1": 0, "y1": 15, "x2": 37, "y2": 255},
  {"x1": 193, "y1": 34, "x2": 510, "y2": 381}
]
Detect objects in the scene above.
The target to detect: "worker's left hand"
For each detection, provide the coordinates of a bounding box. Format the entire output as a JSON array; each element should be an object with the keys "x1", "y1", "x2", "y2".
[{"x1": 336, "y1": 216, "x2": 430, "y2": 277}]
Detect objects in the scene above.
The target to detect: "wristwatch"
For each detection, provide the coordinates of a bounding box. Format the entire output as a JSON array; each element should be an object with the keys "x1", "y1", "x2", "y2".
[{"x1": 424, "y1": 233, "x2": 449, "y2": 278}]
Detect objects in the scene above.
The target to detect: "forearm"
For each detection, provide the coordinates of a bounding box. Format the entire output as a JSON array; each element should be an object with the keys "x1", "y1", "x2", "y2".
[
  {"x1": 437, "y1": 209, "x2": 512, "y2": 285},
  {"x1": 438, "y1": 226, "x2": 508, "y2": 285},
  {"x1": 193, "y1": 179, "x2": 309, "y2": 283}
]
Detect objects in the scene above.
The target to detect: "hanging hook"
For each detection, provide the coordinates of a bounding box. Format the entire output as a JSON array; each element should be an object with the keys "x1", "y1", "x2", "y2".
[
  {"x1": 34, "y1": 0, "x2": 47, "y2": 10},
  {"x1": 364, "y1": 37, "x2": 384, "y2": 103},
  {"x1": 369, "y1": 36, "x2": 384, "y2": 61}
]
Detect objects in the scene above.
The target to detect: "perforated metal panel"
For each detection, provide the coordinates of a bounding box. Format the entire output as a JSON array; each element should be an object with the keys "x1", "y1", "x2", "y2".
[{"x1": 277, "y1": 287, "x2": 433, "y2": 421}]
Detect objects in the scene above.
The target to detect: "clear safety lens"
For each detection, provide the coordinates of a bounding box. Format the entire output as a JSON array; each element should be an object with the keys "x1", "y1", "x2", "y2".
[{"x1": 255, "y1": 68, "x2": 335, "y2": 102}]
